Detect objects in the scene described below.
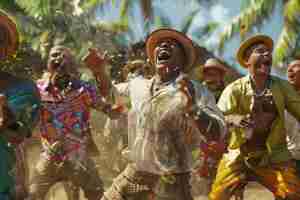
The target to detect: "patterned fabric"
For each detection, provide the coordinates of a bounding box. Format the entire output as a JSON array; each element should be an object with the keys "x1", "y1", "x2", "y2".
[
  {"x1": 0, "y1": 72, "x2": 40, "y2": 140},
  {"x1": 37, "y1": 78, "x2": 105, "y2": 163},
  {"x1": 113, "y1": 74, "x2": 225, "y2": 175},
  {"x1": 0, "y1": 72, "x2": 40, "y2": 198}
]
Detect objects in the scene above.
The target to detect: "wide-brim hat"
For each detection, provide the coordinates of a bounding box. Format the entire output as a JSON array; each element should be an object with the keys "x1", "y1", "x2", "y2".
[
  {"x1": 146, "y1": 28, "x2": 196, "y2": 72},
  {"x1": 0, "y1": 11, "x2": 19, "y2": 59},
  {"x1": 203, "y1": 58, "x2": 227, "y2": 74},
  {"x1": 125, "y1": 59, "x2": 145, "y2": 70},
  {"x1": 236, "y1": 34, "x2": 273, "y2": 68}
]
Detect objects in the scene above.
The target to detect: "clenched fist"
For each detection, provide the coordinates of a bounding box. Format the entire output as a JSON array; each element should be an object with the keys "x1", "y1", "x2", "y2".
[{"x1": 83, "y1": 48, "x2": 107, "y2": 73}]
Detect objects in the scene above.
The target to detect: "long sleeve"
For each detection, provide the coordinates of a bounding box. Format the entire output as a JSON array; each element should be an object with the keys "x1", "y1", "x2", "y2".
[
  {"x1": 281, "y1": 80, "x2": 300, "y2": 122},
  {"x1": 193, "y1": 81, "x2": 226, "y2": 140}
]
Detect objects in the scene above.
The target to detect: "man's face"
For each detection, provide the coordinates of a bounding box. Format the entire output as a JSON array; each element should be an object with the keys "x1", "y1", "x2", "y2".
[
  {"x1": 47, "y1": 46, "x2": 72, "y2": 74},
  {"x1": 47, "y1": 46, "x2": 75, "y2": 89},
  {"x1": 287, "y1": 60, "x2": 300, "y2": 90},
  {"x1": 246, "y1": 43, "x2": 272, "y2": 79},
  {"x1": 154, "y1": 39, "x2": 186, "y2": 80},
  {"x1": 203, "y1": 68, "x2": 224, "y2": 89}
]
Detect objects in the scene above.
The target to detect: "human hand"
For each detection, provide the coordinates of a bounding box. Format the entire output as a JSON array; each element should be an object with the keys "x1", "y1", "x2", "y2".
[
  {"x1": 83, "y1": 48, "x2": 107, "y2": 73},
  {"x1": 225, "y1": 114, "x2": 254, "y2": 129},
  {"x1": 176, "y1": 77, "x2": 195, "y2": 112}
]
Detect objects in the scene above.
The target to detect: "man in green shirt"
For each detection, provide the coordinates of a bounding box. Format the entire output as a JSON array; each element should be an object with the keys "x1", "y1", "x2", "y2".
[{"x1": 209, "y1": 35, "x2": 300, "y2": 200}]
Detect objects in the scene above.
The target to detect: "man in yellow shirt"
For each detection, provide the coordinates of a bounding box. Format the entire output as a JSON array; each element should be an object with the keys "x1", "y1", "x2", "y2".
[
  {"x1": 209, "y1": 35, "x2": 300, "y2": 200},
  {"x1": 286, "y1": 60, "x2": 300, "y2": 173}
]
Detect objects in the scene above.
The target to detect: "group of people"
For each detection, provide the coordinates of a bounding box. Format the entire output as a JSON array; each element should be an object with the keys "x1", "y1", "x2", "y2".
[{"x1": 1, "y1": 10, "x2": 300, "y2": 200}]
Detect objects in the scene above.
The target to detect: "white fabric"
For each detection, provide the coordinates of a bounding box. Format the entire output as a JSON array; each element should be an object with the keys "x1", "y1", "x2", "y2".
[
  {"x1": 286, "y1": 110, "x2": 300, "y2": 159},
  {"x1": 112, "y1": 74, "x2": 225, "y2": 175}
]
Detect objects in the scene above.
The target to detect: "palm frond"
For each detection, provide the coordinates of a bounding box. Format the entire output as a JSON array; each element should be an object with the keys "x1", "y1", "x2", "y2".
[
  {"x1": 181, "y1": 9, "x2": 200, "y2": 34},
  {"x1": 95, "y1": 21, "x2": 129, "y2": 34},
  {"x1": 0, "y1": 0, "x2": 24, "y2": 13},
  {"x1": 273, "y1": 0, "x2": 300, "y2": 67},
  {"x1": 154, "y1": 15, "x2": 172, "y2": 29},
  {"x1": 79, "y1": 0, "x2": 111, "y2": 11},
  {"x1": 15, "y1": 0, "x2": 52, "y2": 19},
  {"x1": 219, "y1": 0, "x2": 275, "y2": 51},
  {"x1": 192, "y1": 21, "x2": 219, "y2": 39},
  {"x1": 140, "y1": 0, "x2": 152, "y2": 20}
]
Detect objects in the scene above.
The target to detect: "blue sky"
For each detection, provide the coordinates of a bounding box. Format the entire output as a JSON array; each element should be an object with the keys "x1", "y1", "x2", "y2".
[{"x1": 95, "y1": 0, "x2": 285, "y2": 77}]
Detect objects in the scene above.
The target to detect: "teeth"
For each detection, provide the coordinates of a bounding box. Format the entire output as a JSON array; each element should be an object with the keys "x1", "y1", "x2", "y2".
[{"x1": 158, "y1": 50, "x2": 171, "y2": 61}]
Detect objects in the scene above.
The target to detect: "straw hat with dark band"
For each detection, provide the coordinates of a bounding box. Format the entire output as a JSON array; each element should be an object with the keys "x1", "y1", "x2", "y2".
[
  {"x1": 203, "y1": 58, "x2": 227, "y2": 74},
  {"x1": 0, "y1": 11, "x2": 19, "y2": 59},
  {"x1": 146, "y1": 28, "x2": 196, "y2": 72},
  {"x1": 236, "y1": 34, "x2": 273, "y2": 68}
]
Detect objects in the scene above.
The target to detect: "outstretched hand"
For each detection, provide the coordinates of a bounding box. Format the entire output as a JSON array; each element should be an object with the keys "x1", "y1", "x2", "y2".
[{"x1": 83, "y1": 48, "x2": 107, "y2": 73}]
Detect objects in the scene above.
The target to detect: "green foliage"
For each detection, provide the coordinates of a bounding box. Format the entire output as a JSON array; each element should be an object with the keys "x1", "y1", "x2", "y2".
[
  {"x1": 181, "y1": 9, "x2": 201, "y2": 34},
  {"x1": 219, "y1": 0, "x2": 300, "y2": 68},
  {"x1": 0, "y1": 0, "x2": 23, "y2": 13},
  {"x1": 192, "y1": 22, "x2": 219, "y2": 39},
  {"x1": 274, "y1": 0, "x2": 300, "y2": 66},
  {"x1": 219, "y1": 0, "x2": 276, "y2": 52},
  {"x1": 0, "y1": 42, "x2": 44, "y2": 80}
]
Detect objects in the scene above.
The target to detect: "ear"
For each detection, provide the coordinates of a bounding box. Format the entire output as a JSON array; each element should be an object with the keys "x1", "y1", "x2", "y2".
[{"x1": 245, "y1": 60, "x2": 251, "y2": 68}]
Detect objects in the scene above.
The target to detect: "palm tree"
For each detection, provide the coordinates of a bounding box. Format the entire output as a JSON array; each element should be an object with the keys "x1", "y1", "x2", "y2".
[{"x1": 218, "y1": 0, "x2": 300, "y2": 68}]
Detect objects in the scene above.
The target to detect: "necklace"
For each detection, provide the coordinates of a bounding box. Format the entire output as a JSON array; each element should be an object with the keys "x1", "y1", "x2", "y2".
[{"x1": 254, "y1": 87, "x2": 268, "y2": 97}]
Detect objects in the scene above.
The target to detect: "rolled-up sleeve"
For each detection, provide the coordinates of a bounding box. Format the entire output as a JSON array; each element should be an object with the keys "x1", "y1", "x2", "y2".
[{"x1": 192, "y1": 81, "x2": 226, "y2": 139}]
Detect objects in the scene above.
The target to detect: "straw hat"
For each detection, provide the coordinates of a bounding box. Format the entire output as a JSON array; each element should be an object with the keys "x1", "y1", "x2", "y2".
[
  {"x1": 203, "y1": 58, "x2": 227, "y2": 74},
  {"x1": 0, "y1": 11, "x2": 19, "y2": 59},
  {"x1": 146, "y1": 28, "x2": 196, "y2": 72},
  {"x1": 236, "y1": 34, "x2": 273, "y2": 68},
  {"x1": 124, "y1": 59, "x2": 145, "y2": 71}
]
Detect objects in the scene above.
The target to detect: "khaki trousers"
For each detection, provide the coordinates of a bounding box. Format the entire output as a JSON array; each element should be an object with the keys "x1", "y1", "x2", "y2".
[
  {"x1": 28, "y1": 156, "x2": 103, "y2": 200},
  {"x1": 102, "y1": 164, "x2": 193, "y2": 200}
]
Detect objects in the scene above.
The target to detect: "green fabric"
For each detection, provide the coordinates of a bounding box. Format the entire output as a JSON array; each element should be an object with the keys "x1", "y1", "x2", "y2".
[
  {"x1": 218, "y1": 75, "x2": 300, "y2": 163},
  {"x1": 0, "y1": 136, "x2": 15, "y2": 194}
]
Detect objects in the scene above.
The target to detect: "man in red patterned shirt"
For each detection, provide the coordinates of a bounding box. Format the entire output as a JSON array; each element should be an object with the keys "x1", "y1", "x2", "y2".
[{"x1": 28, "y1": 46, "x2": 118, "y2": 200}]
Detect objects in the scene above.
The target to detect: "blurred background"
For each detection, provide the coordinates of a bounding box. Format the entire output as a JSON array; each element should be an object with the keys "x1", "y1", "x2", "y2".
[{"x1": 1, "y1": 1, "x2": 298, "y2": 199}]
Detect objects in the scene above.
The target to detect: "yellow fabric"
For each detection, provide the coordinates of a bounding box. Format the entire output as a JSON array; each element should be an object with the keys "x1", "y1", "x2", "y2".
[
  {"x1": 209, "y1": 156, "x2": 300, "y2": 200},
  {"x1": 217, "y1": 75, "x2": 300, "y2": 163}
]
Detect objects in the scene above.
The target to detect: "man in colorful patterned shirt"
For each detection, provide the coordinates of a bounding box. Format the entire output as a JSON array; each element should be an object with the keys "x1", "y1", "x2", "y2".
[{"x1": 28, "y1": 45, "x2": 118, "y2": 200}]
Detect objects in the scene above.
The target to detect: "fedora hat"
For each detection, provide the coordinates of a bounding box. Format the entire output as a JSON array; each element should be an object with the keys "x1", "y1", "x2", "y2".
[
  {"x1": 236, "y1": 34, "x2": 273, "y2": 68},
  {"x1": 146, "y1": 28, "x2": 196, "y2": 72},
  {"x1": 0, "y1": 11, "x2": 19, "y2": 59},
  {"x1": 203, "y1": 58, "x2": 227, "y2": 74}
]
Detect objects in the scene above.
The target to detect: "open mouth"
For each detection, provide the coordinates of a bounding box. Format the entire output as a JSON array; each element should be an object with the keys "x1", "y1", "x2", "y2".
[
  {"x1": 157, "y1": 49, "x2": 171, "y2": 64},
  {"x1": 288, "y1": 74, "x2": 296, "y2": 81}
]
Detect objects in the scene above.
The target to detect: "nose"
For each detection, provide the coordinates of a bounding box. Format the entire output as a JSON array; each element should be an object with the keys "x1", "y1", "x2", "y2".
[
  {"x1": 160, "y1": 42, "x2": 169, "y2": 48},
  {"x1": 287, "y1": 67, "x2": 294, "y2": 73},
  {"x1": 262, "y1": 51, "x2": 270, "y2": 56}
]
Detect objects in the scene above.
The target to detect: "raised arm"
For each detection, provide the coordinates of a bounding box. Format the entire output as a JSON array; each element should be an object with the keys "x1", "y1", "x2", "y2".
[
  {"x1": 83, "y1": 48, "x2": 112, "y2": 98},
  {"x1": 179, "y1": 79, "x2": 226, "y2": 141}
]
